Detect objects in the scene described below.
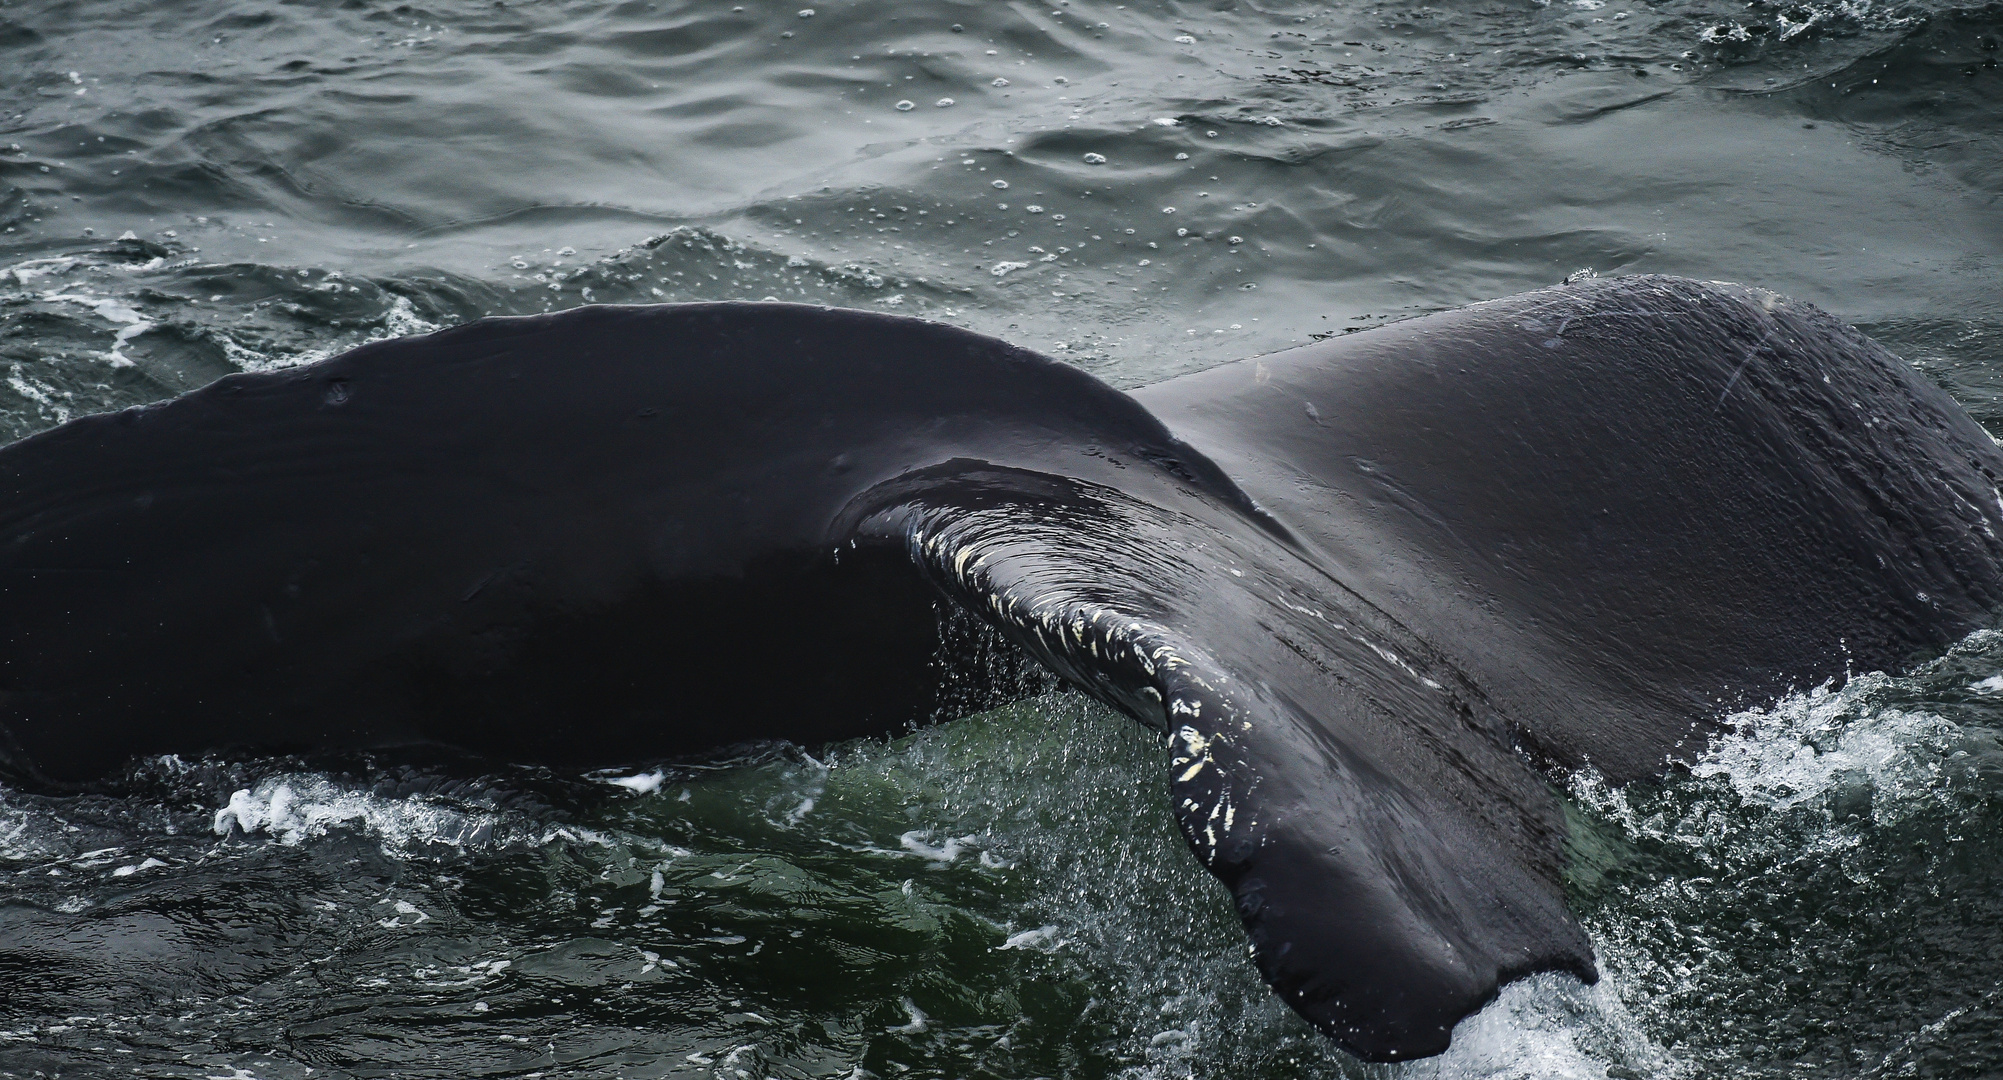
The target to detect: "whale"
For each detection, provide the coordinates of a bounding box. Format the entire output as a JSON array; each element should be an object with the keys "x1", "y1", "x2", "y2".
[{"x1": 3, "y1": 274, "x2": 2000, "y2": 1061}]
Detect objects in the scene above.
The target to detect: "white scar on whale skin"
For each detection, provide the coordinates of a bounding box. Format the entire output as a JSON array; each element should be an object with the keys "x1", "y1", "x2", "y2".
[{"x1": 1175, "y1": 724, "x2": 1213, "y2": 781}]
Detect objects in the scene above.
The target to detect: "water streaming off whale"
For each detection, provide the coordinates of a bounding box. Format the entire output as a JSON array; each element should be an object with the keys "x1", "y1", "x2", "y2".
[{"x1": 3, "y1": 0, "x2": 2003, "y2": 1076}]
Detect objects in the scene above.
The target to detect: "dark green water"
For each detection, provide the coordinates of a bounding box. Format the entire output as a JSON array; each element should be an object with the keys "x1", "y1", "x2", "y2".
[{"x1": 3, "y1": 0, "x2": 2002, "y2": 1076}]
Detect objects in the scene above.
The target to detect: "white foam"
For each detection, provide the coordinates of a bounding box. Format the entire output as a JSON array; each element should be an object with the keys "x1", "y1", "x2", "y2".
[
  {"x1": 888, "y1": 997, "x2": 929, "y2": 1034},
  {"x1": 3, "y1": 255, "x2": 78, "y2": 284},
  {"x1": 996, "y1": 924, "x2": 1062, "y2": 951},
  {"x1": 0, "y1": 803, "x2": 48, "y2": 861},
  {"x1": 1401, "y1": 972, "x2": 1675, "y2": 1080},
  {"x1": 602, "y1": 769, "x2": 667, "y2": 794},
  {"x1": 41, "y1": 292, "x2": 153, "y2": 367},
  {"x1": 212, "y1": 776, "x2": 503, "y2": 850},
  {"x1": 1576, "y1": 671, "x2": 1967, "y2": 838},
  {"x1": 1693, "y1": 677, "x2": 1959, "y2": 819},
  {"x1": 898, "y1": 830, "x2": 976, "y2": 862},
  {"x1": 215, "y1": 294, "x2": 443, "y2": 374},
  {"x1": 6, "y1": 371, "x2": 70, "y2": 423}
]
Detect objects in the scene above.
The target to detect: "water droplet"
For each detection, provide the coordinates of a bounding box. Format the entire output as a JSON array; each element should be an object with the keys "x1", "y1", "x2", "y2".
[
  {"x1": 797, "y1": 7, "x2": 814, "y2": 15},
  {"x1": 1175, "y1": 152, "x2": 1189, "y2": 160}
]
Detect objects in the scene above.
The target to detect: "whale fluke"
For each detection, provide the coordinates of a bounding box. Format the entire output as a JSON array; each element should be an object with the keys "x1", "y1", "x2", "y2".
[{"x1": 3, "y1": 276, "x2": 1998, "y2": 1060}]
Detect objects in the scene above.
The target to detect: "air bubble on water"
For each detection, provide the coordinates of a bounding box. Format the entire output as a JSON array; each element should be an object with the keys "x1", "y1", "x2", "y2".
[
  {"x1": 1174, "y1": 34, "x2": 1196, "y2": 43},
  {"x1": 992, "y1": 77, "x2": 1010, "y2": 87},
  {"x1": 896, "y1": 100, "x2": 915, "y2": 111},
  {"x1": 1153, "y1": 117, "x2": 1180, "y2": 127},
  {"x1": 992, "y1": 179, "x2": 1009, "y2": 189},
  {"x1": 1082, "y1": 152, "x2": 1106, "y2": 164},
  {"x1": 797, "y1": 7, "x2": 814, "y2": 15},
  {"x1": 1026, "y1": 205, "x2": 1044, "y2": 214},
  {"x1": 1162, "y1": 206, "x2": 1176, "y2": 214},
  {"x1": 935, "y1": 98, "x2": 955, "y2": 107}
]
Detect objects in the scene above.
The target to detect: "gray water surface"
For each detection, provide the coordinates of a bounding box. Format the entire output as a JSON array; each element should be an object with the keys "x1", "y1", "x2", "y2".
[{"x1": 3, "y1": 0, "x2": 2002, "y2": 1076}]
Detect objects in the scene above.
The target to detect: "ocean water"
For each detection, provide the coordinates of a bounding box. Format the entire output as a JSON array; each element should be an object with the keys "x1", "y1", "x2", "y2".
[{"x1": 3, "y1": 0, "x2": 2002, "y2": 1076}]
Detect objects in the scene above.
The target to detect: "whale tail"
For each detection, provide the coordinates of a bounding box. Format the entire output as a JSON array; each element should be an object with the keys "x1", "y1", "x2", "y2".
[
  {"x1": 4, "y1": 280, "x2": 2001, "y2": 1060},
  {"x1": 858, "y1": 464, "x2": 1595, "y2": 1059}
]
